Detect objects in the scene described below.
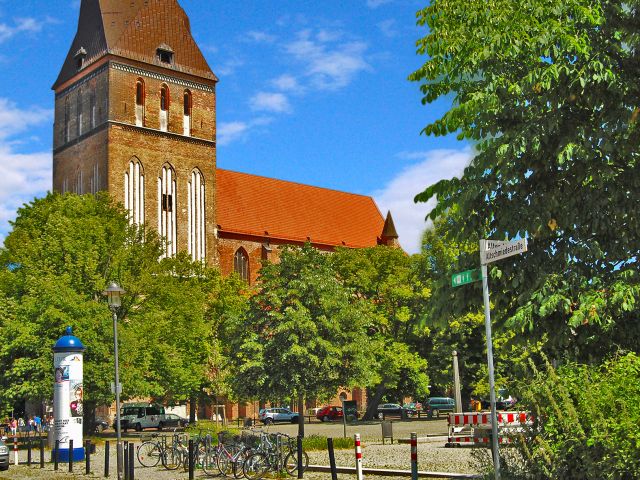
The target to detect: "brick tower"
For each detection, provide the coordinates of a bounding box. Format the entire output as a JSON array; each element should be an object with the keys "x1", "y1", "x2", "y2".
[{"x1": 52, "y1": 0, "x2": 218, "y2": 262}]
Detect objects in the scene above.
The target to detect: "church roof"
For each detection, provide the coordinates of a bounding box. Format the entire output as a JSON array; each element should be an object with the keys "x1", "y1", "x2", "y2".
[
  {"x1": 216, "y1": 169, "x2": 386, "y2": 249},
  {"x1": 53, "y1": 0, "x2": 216, "y2": 90}
]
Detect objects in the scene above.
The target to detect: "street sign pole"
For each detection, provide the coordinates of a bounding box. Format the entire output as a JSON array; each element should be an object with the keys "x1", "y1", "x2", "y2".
[{"x1": 481, "y1": 257, "x2": 501, "y2": 480}]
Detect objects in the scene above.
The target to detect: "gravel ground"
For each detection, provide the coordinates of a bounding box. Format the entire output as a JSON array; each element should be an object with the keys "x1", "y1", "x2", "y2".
[{"x1": 0, "y1": 419, "x2": 484, "y2": 480}]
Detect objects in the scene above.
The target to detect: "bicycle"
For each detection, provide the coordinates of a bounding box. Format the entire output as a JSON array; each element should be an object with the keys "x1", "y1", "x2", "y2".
[{"x1": 137, "y1": 432, "x2": 165, "y2": 467}]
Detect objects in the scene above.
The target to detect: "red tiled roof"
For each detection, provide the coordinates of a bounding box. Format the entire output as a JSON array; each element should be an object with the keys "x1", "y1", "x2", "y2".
[
  {"x1": 53, "y1": 0, "x2": 215, "y2": 90},
  {"x1": 216, "y1": 169, "x2": 385, "y2": 248}
]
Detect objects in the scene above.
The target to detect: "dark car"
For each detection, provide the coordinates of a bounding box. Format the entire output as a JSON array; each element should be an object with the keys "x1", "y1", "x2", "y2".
[
  {"x1": 376, "y1": 403, "x2": 405, "y2": 420},
  {"x1": 317, "y1": 406, "x2": 343, "y2": 422},
  {"x1": 92, "y1": 417, "x2": 109, "y2": 433},
  {"x1": 159, "y1": 413, "x2": 189, "y2": 429},
  {"x1": 424, "y1": 397, "x2": 455, "y2": 418},
  {"x1": 0, "y1": 437, "x2": 9, "y2": 471}
]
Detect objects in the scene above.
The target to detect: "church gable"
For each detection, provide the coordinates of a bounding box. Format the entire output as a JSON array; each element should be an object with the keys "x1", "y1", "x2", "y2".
[{"x1": 54, "y1": 0, "x2": 215, "y2": 90}]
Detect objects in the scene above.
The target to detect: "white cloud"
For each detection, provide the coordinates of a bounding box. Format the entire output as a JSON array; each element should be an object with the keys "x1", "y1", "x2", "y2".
[
  {"x1": 373, "y1": 147, "x2": 474, "y2": 254},
  {"x1": 250, "y1": 92, "x2": 292, "y2": 113},
  {"x1": 245, "y1": 31, "x2": 277, "y2": 43},
  {"x1": 217, "y1": 117, "x2": 274, "y2": 146},
  {"x1": 285, "y1": 30, "x2": 370, "y2": 91},
  {"x1": 366, "y1": 0, "x2": 394, "y2": 8},
  {"x1": 215, "y1": 56, "x2": 244, "y2": 76},
  {"x1": 0, "y1": 17, "x2": 47, "y2": 43},
  {"x1": 377, "y1": 19, "x2": 398, "y2": 38},
  {"x1": 0, "y1": 98, "x2": 53, "y2": 245},
  {"x1": 271, "y1": 74, "x2": 302, "y2": 93}
]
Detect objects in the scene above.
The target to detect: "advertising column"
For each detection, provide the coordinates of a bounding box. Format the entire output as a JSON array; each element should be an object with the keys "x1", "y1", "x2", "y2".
[{"x1": 53, "y1": 326, "x2": 86, "y2": 461}]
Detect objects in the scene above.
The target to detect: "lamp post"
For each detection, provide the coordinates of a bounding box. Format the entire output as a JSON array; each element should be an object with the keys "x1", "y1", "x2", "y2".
[{"x1": 103, "y1": 282, "x2": 125, "y2": 480}]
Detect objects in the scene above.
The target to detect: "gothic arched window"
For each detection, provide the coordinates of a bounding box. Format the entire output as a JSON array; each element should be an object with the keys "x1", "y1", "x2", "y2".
[
  {"x1": 158, "y1": 164, "x2": 177, "y2": 257},
  {"x1": 188, "y1": 169, "x2": 205, "y2": 262},
  {"x1": 183, "y1": 90, "x2": 192, "y2": 136},
  {"x1": 160, "y1": 84, "x2": 169, "y2": 131},
  {"x1": 234, "y1": 248, "x2": 250, "y2": 283},
  {"x1": 135, "y1": 79, "x2": 145, "y2": 127},
  {"x1": 124, "y1": 158, "x2": 145, "y2": 225}
]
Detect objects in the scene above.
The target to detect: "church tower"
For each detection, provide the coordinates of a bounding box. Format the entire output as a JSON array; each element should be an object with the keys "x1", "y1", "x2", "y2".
[{"x1": 52, "y1": 0, "x2": 218, "y2": 262}]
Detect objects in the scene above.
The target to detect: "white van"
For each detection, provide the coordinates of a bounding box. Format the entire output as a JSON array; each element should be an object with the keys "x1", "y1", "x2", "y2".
[{"x1": 121, "y1": 403, "x2": 167, "y2": 432}]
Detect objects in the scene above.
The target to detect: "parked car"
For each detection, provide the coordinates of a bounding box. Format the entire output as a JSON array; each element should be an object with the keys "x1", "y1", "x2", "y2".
[
  {"x1": 92, "y1": 417, "x2": 109, "y2": 433},
  {"x1": 0, "y1": 437, "x2": 9, "y2": 471},
  {"x1": 376, "y1": 403, "x2": 405, "y2": 419},
  {"x1": 424, "y1": 397, "x2": 455, "y2": 418},
  {"x1": 316, "y1": 406, "x2": 343, "y2": 422},
  {"x1": 258, "y1": 408, "x2": 299, "y2": 425},
  {"x1": 307, "y1": 407, "x2": 323, "y2": 417},
  {"x1": 159, "y1": 413, "x2": 189, "y2": 430}
]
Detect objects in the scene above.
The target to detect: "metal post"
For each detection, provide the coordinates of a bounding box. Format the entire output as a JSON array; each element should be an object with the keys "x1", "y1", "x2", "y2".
[
  {"x1": 481, "y1": 261, "x2": 501, "y2": 480},
  {"x1": 69, "y1": 438, "x2": 74, "y2": 472},
  {"x1": 410, "y1": 432, "x2": 418, "y2": 480},
  {"x1": 27, "y1": 436, "x2": 32, "y2": 466},
  {"x1": 104, "y1": 441, "x2": 110, "y2": 477},
  {"x1": 86, "y1": 439, "x2": 91, "y2": 474},
  {"x1": 13, "y1": 435, "x2": 18, "y2": 466},
  {"x1": 327, "y1": 438, "x2": 338, "y2": 480},
  {"x1": 453, "y1": 351, "x2": 462, "y2": 413},
  {"x1": 123, "y1": 442, "x2": 129, "y2": 480},
  {"x1": 354, "y1": 433, "x2": 363, "y2": 480},
  {"x1": 40, "y1": 438, "x2": 44, "y2": 468},
  {"x1": 188, "y1": 439, "x2": 194, "y2": 480},
  {"x1": 297, "y1": 435, "x2": 303, "y2": 479},
  {"x1": 129, "y1": 442, "x2": 135, "y2": 480},
  {"x1": 113, "y1": 308, "x2": 124, "y2": 480},
  {"x1": 54, "y1": 439, "x2": 59, "y2": 470}
]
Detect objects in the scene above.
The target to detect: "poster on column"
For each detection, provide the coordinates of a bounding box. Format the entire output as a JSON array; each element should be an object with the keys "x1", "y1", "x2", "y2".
[{"x1": 53, "y1": 352, "x2": 83, "y2": 448}]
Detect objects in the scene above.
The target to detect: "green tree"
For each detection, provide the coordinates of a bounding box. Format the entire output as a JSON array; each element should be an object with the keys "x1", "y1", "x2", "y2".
[
  {"x1": 331, "y1": 246, "x2": 430, "y2": 419},
  {"x1": 225, "y1": 244, "x2": 374, "y2": 436},
  {"x1": 410, "y1": 0, "x2": 640, "y2": 360},
  {"x1": 0, "y1": 193, "x2": 235, "y2": 426}
]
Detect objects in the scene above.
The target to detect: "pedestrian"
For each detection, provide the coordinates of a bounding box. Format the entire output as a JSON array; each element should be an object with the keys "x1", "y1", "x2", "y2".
[
  {"x1": 17, "y1": 417, "x2": 25, "y2": 434},
  {"x1": 34, "y1": 415, "x2": 41, "y2": 433},
  {"x1": 10, "y1": 418, "x2": 17, "y2": 436}
]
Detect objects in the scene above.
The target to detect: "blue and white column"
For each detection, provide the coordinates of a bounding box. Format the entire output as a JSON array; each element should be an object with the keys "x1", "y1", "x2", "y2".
[{"x1": 53, "y1": 326, "x2": 86, "y2": 461}]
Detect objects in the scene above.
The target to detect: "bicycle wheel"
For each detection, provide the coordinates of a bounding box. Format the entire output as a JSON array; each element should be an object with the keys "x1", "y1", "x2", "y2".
[
  {"x1": 243, "y1": 452, "x2": 270, "y2": 480},
  {"x1": 137, "y1": 441, "x2": 161, "y2": 467},
  {"x1": 217, "y1": 446, "x2": 238, "y2": 477},
  {"x1": 202, "y1": 449, "x2": 219, "y2": 477},
  {"x1": 161, "y1": 446, "x2": 183, "y2": 470},
  {"x1": 233, "y1": 449, "x2": 251, "y2": 479},
  {"x1": 284, "y1": 451, "x2": 309, "y2": 476}
]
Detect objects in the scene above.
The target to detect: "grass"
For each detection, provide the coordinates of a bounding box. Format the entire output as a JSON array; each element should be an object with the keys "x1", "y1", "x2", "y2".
[{"x1": 302, "y1": 434, "x2": 354, "y2": 451}]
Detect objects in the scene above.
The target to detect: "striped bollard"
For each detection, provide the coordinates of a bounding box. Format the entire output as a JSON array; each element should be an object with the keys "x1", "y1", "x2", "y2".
[
  {"x1": 354, "y1": 433, "x2": 363, "y2": 480},
  {"x1": 13, "y1": 436, "x2": 18, "y2": 466},
  {"x1": 410, "y1": 432, "x2": 418, "y2": 480}
]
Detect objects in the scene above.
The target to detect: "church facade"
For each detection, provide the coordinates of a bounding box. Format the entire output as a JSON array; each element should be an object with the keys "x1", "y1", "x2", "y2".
[{"x1": 52, "y1": 0, "x2": 399, "y2": 418}]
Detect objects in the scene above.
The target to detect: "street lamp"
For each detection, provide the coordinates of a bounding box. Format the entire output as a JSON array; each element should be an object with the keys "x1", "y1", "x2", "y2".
[{"x1": 103, "y1": 282, "x2": 125, "y2": 480}]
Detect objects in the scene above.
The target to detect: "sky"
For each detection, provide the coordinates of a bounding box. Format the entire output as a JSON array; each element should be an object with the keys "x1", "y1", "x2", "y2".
[{"x1": 0, "y1": 0, "x2": 473, "y2": 253}]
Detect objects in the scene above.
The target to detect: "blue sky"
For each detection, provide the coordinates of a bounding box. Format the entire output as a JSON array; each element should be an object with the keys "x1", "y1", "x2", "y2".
[{"x1": 0, "y1": 0, "x2": 472, "y2": 253}]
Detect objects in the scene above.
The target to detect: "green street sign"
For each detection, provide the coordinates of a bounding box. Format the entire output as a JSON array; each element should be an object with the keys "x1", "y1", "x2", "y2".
[{"x1": 451, "y1": 269, "x2": 481, "y2": 287}]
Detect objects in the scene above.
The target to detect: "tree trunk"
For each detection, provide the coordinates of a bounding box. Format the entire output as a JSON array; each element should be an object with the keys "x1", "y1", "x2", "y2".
[
  {"x1": 189, "y1": 395, "x2": 197, "y2": 424},
  {"x1": 297, "y1": 394, "x2": 305, "y2": 438},
  {"x1": 363, "y1": 383, "x2": 386, "y2": 420}
]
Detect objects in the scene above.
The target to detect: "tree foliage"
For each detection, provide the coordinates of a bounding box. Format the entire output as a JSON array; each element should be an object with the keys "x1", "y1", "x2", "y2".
[
  {"x1": 410, "y1": 0, "x2": 640, "y2": 360},
  {"x1": 331, "y1": 246, "x2": 430, "y2": 417},
  {"x1": 225, "y1": 244, "x2": 375, "y2": 406}
]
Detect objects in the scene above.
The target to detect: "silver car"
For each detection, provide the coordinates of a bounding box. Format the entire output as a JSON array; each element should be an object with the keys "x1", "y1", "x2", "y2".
[
  {"x1": 0, "y1": 437, "x2": 9, "y2": 471},
  {"x1": 258, "y1": 407, "x2": 299, "y2": 425}
]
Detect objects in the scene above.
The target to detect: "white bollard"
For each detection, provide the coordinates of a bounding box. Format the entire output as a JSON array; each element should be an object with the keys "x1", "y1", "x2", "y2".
[
  {"x1": 354, "y1": 433, "x2": 363, "y2": 480},
  {"x1": 410, "y1": 432, "x2": 418, "y2": 480}
]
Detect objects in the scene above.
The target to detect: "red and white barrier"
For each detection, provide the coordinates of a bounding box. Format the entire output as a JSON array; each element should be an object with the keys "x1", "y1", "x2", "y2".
[
  {"x1": 14, "y1": 436, "x2": 18, "y2": 465},
  {"x1": 410, "y1": 432, "x2": 418, "y2": 480},
  {"x1": 447, "y1": 411, "x2": 532, "y2": 447},
  {"x1": 354, "y1": 433, "x2": 363, "y2": 480}
]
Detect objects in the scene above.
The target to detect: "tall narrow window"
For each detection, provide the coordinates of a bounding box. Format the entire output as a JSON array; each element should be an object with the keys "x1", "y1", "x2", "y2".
[
  {"x1": 74, "y1": 168, "x2": 83, "y2": 194},
  {"x1": 90, "y1": 92, "x2": 96, "y2": 129},
  {"x1": 234, "y1": 249, "x2": 250, "y2": 283},
  {"x1": 183, "y1": 90, "x2": 192, "y2": 136},
  {"x1": 124, "y1": 158, "x2": 145, "y2": 226},
  {"x1": 77, "y1": 91, "x2": 83, "y2": 137},
  {"x1": 159, "y1": 85, "x2": 169, "y2": 132},
  {"x1": 188, "y1": 169, "x2": 205, "y2": 262},
  {"x1": 158, "y1": 164, "x2": 177, "y2": 257},
  {"x1": 135, "y1": 79, "x2": 145, "y2": 127}
]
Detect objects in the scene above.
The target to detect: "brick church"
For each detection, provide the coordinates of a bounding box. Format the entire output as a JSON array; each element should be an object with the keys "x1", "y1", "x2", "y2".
[{"x1": 52, "y1": 0, "x2": 399, "y2": 418}]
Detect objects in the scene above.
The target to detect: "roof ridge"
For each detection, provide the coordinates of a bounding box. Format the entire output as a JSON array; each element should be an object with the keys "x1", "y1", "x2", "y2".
[{"x1": 217, "y1": 168, "x2": 376, "y2": 201}]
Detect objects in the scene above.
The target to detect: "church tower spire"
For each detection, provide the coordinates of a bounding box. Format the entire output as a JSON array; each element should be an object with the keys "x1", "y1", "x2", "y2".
[{"x1": 52, "y1": 0, "x2": 218, "y2": 263}]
